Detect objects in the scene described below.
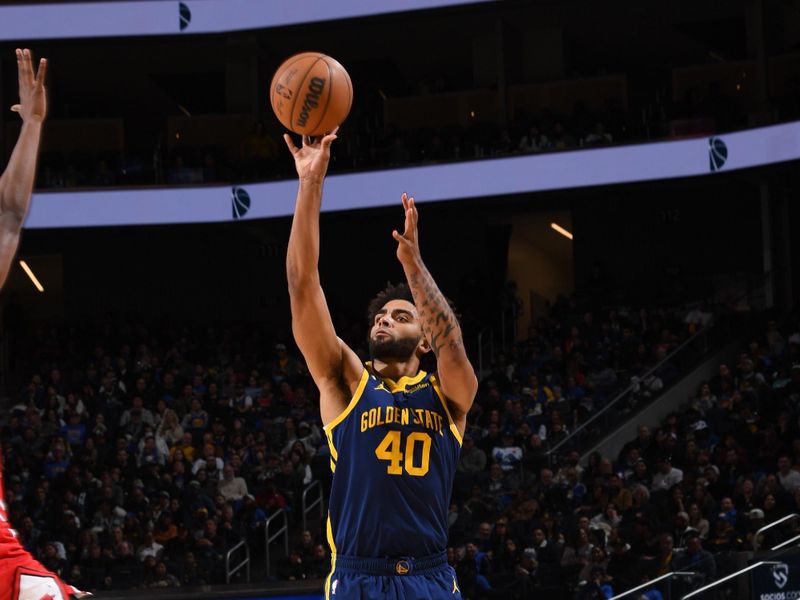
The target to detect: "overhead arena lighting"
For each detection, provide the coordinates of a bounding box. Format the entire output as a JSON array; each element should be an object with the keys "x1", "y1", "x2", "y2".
[
  {"x1": 550, "y1": 223, "x2": 573, "y2": 240},
  {"x1": 19, "y1": 260, "x2": 44, "y2": 292}
]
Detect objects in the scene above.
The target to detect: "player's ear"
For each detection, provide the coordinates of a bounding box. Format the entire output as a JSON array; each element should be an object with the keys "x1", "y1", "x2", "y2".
[{"x1": 417, "y1": 337, "x2": 432, "y2": 355}]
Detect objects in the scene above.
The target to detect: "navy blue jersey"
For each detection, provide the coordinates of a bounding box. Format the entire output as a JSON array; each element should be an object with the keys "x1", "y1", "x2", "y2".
[{"x1": 324, "y1": 364, "x2": 462, "y2": 563}]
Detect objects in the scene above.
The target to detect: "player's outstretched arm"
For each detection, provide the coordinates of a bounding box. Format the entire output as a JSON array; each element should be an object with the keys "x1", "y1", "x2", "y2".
[
  {"x1": 392, "y1": 193, "x2": 477, "y2": 431},
  {"x1": 0, "y1": 49, "x2": 47, "y2": 290},
  {"x1": 284, "y1": 130, "x2": 362, "y2": 425}
]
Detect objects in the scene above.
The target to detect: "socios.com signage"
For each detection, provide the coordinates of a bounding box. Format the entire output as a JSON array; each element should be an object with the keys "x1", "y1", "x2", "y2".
[
  {"x1": 20, "y1": 120, "x2": 800, "y2": 230},
  {"x1": 0, "y1": 1, "x2": 491, "y2": 41},
  {"x1": 752, "y1": 556, "x2": 800, "y2": 600}
]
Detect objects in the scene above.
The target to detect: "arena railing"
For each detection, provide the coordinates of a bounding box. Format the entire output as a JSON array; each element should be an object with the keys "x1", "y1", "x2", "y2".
[
  {"x1": 609, "y1": 571, "x2": 699, "y2": 600},
  {"x1": 753, "y1": 513, "x2": 800, "y2": 551},
  {"x1": 301, "y1": 480, "x2": 324, "y2": 534},
  {"x1": 771, "y1": 534, "x2": 800, "y2": 552},
  {"x1": 544, "y1": 323, "x2": 713, "y2": 467},
  {"x1": 476, "y1": 304, "x2": 519, "y2": 378},
  {"x1": 264, "y1": 509, "x2": 289, "y2": 578},
  {"x1": 225, "y1": 539, "x2": 250, "y2": 584},
  {"x1": 681, "y1": 561, "x2": 782, "y2": 599}
]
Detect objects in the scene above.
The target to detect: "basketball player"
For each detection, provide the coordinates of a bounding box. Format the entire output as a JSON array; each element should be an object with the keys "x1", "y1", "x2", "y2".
[
  {"x1": 0, "y1": 49, "x2": 87, "y2": 600},
  {"x1": 284, "y1": 129, "x2": 477, "y2": 599}
]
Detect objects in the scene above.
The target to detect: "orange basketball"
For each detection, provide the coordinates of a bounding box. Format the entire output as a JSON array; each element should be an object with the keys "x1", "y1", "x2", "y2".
[{"x1": 270, "y1": 52, "x2": 353, "y2": 136}]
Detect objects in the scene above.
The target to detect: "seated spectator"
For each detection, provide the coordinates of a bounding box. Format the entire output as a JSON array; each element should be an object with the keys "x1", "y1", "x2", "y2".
[
  {"x1": 169, "y1": 432, "x2": 197, "y2": 463},
  {"x1": 194, "y1": 519, "x2": 233, "y2": 581},
  {"x1": 456, "y1": 542, "x2": 492, "y2": 599},
  {"x1": 218, "y1": 463, "x2": 248, "y2": 503},
  {"x1": 626, "y1": 459, "x2": 651, "y2": 489},
  {"x1": 180, "y1": 551, "x2": 206, "y2": 586},
  {"x1": 39, "y1": 540, "x2": 69, "y2": 580},
  {"x1": 671, "y1": 533, "x2": 716, "y2": 586},
  {"x1": 575, "y1": 566, "x2": 614, "y2": 600},
  {"x1": 192, "y1": 444, "x2": 224, "y2": 480},
  {"x1": 137, "y1": 531, "x2": 163, "y2": 562},
  {"x1": 137, "y1": 434, "x2": 168, "y2": 467},
  {"x1": 280, "y1": 549, "x2": 307, "y2": 581},
  {"x1": 492, "y1": 431, "x2": 523, "y2": 472},
  {"x1": 560, "y1": 529, "x2": 593, "y2": 583},
  {"x1": 43, "y1": 439, "x2": 71, "y2": 481},
  {"x1": 518, "y1": 125, "x2": 550, "y2": 153},
  {"x1": 303, "y1": 542, "x2": 329, "y2": 580},
  {"x1": 61, "y1": 412, "x2": 87, "y2": 449},
  {"x1": 182, "y1": 398, "x2": 210, "y2": 442},
  {"x1": 671, "y1": 511, "x2": 698, "y2": 548},
  {"x1": 777, "y1": 455, "x2": 800, "y2": 493},
  {"x1": 578, "y1": 545, "x2": 609, "y2": 583},
  {"x1": 458, "y1": 434, "x2": 487, "y2": 478},
  {"x1": 145, "y1": 561, "x2": 180, "y2": 588},
  {"x1": 590, "y1": 502, "x2": 622, "y2": 537},
  {"x1": 155, "y1": 409, "x2": 183, "y2": 446},
  {"x1": 492, "y1": 537, "x2": 522, "y2": 586},
  {"x1": 80, "y1": 543, "x2": 108, "y2": 591},
  {"x1": 651, "y1": 456, "x2": 683, "y2": 492},
  {"x1": 240, "y1": 493, "x2": 267, "y2": 534},
  {"x1": 608, "y1": 474, "x2": 633, "y2": 512},
  {"x1": 687, "y1": 502, "x2": 710, "y2": 540},
  {"x1": 706, "y1": 515, "x2": 742, "y2": 552},
  {"x1": 107, "y1": 541, "x2": 142, "y2": 590},
  {"x1": 606, "y1": 539, "x2": 638, "y2": 592},
  {"x1": 152, "y1": 512, "x2": 178, "y2": 546},
  {"x1": 483, "y1": 462, "x2": 517, "y2": 512}
]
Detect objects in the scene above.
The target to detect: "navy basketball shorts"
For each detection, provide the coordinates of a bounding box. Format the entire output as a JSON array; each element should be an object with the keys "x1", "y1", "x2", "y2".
[{"x1": 325, "y1": 552, "x2": 463, "y2": 600}]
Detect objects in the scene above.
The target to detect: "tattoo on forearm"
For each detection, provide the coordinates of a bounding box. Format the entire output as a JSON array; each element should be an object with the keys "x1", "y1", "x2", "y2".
[{"x1": 409, "y1": 270, "x2": 463, "y2": 357}]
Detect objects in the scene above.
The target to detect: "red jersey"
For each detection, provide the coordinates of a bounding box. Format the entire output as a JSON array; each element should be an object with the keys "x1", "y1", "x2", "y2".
[{"x1": 0, "y1": 455, "x2": 87, "y2": 600}]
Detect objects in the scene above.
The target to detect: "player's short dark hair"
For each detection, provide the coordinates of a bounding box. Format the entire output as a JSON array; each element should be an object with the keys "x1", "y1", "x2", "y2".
[
  {"x1": 366, "y1": 281, "x2": 446, "y2": 373},
  {"x1": 366, "y1": 282, "x2": 415, "y2": 325},
  {"x1": 366, "y1": 281, "x2": 461, "y2": 325}
]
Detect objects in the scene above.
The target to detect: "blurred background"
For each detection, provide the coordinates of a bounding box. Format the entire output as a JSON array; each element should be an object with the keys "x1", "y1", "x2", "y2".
[{"x1": 1, "y1": 1, "x2": 800, "y2": 599}]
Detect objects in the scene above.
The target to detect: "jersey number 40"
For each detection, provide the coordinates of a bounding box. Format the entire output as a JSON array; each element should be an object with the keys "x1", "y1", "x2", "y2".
[{"x1": 375, "y1": 431, "x2": 432, "y2": 476}]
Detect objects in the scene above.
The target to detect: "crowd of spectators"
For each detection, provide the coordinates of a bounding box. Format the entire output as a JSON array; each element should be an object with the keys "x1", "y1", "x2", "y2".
[
  {"x1": 1, "y1": 326, "x2": 332, "y2": 591},
  {"x1": 445, "y1": 310, "x2": 800, "y2": 599},
  {"x1": 23, "y1": 64, "x2": 760, "y2": 193},
  {"x1": 0, "y1": 295, "x2": 711, "y2": 596},
  {"x1": 32, "y1": 103, "x2": 628, "y2": 191}
]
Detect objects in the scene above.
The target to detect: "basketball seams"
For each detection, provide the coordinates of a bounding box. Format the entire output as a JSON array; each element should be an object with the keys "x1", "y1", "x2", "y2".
[
  {"x1": 271, "y1": 52, "x2": 351, "y2": 135},
  {"x1": 290, "y1": 56, "x2": 325, "y2": 133},
  {"x1": 269, "y1": 52, "x2": 322, "y2": 129},
  {"x1": 271, "y1": 52, "x2": 321, "y2": 126},
  {"x1": 309, "y1": 59, "x2": 334, "y2": 136}
]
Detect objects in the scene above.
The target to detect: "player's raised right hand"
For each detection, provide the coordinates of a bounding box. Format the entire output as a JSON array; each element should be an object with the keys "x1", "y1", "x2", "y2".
[
  {"x1": 11, "y1": 49, "x2": 47, "y2": 124},
  {"x1": 283, "y1": 127, "x2": 338, "y2": 185}
]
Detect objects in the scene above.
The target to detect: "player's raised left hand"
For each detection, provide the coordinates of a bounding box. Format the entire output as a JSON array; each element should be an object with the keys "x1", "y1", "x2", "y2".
[
  {"x1": 11, "y1": 48, "x2": 47, "y2": 123},
  {"x1": 392, "y1": 192, "x2": 422, "y2": 266},
  {"x1": 283, "y1": 127, "x2": 338, "y2": 185}
]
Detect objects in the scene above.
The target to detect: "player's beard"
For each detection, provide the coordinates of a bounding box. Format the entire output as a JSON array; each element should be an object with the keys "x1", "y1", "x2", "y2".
[{"x1": 369, "y1": 334, "x2": 421, "y2": 362}]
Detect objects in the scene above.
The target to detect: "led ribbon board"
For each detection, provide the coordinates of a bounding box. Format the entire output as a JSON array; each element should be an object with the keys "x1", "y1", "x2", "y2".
[
  {"x1": 0, "y1": 0, "x2": 492, "y2": 40},
  {"x1": 22, "y1": 121, "x2": 800, "y2": 229}
]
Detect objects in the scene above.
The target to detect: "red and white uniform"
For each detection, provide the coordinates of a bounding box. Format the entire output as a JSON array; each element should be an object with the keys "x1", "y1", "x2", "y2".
[{"x1": 0, "y1": 457, "x2": 87, "y2": 600}]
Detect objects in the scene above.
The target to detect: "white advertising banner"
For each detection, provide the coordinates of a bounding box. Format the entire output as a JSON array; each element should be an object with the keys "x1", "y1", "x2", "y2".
[
  {"x1": 0, "y1": 0, "x2": 492, "y2": 41},
  {"x1": 22, "y1": 121, "x2": 800, "y2": 229}
]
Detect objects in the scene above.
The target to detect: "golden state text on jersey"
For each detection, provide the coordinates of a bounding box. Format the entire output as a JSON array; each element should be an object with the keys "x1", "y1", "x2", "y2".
[{"x1": 323, "y1": 364, "x2": 462, "y2": 560}]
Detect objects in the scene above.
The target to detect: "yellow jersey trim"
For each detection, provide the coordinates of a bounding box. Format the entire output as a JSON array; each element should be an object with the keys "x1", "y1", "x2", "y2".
[
  {"x1": 430, "y1": 373, "x2": 463, "y2": 445},
  {"x1": 366, "y1": 360, "x2": 428, "y2": 393},
  {"x1": 324, "y1": 514, "x2": 337, "y2": 600},
  {"x1": 324, "y1": 368, "x2": 370, "y2": 441},
  {"x1": 325, "y1": 429, "x2": 338, "y2": 462}
]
